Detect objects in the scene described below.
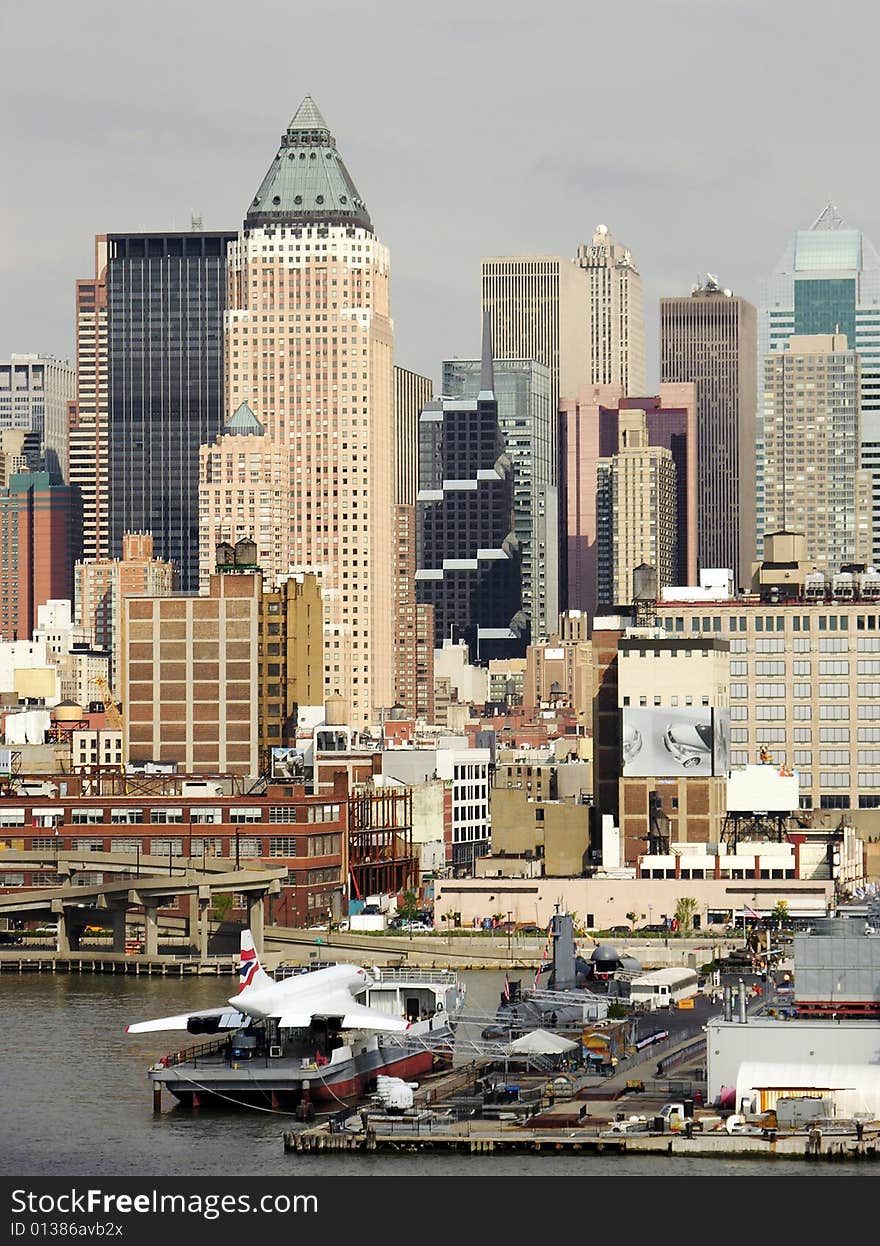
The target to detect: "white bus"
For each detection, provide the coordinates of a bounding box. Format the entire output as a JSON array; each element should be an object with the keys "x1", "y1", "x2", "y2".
[{"x1": 629, "y1": 967, "x2": 700, "y2": 1010}]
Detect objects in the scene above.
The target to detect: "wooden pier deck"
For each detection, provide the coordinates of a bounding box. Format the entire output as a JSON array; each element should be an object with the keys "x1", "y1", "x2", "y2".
[{"x1": 0, "y1": 950, "x2": 237, "y2": 975}]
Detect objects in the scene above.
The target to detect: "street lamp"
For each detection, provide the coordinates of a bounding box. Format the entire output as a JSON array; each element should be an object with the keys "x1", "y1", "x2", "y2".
[{"x1": 507, "y1": 910, "x2": 512, "y2": 961}]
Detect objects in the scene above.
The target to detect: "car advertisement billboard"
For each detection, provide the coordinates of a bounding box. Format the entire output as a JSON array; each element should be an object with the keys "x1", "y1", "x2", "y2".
[
  {"x1": 622, "y1": 706, "x2": 728, "y2": 778},
  {"x1": 269, "y1": 747, "x2": 306, "y2": 780}
]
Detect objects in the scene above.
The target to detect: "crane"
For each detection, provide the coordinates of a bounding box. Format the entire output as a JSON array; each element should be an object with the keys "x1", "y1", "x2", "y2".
[{"x1": 90, "y1": 675, "x2": 124, "y2": 732}]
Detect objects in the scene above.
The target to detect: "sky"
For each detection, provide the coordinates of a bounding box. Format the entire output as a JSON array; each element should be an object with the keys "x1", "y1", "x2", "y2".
[{"x1": 3, "y1": 0, "x2": 880, "y2": 389}]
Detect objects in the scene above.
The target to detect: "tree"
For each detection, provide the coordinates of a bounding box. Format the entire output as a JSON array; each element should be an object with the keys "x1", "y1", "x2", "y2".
[
  {"x1": 771, "y1": 900, "x2": 790, "y2": 929},
  {"x1": 607, "y1": 1001, "x2": 627, "y2": 1020},
  {"x1": 625, "y1": 911, "x2": 639, "y2": 929},
  {"x1": 211, "y1": 892, "x2": 233, "y2": 923},
  {"x1": 674, "y1": 897, "x2": 698, "y2": 937},
  {"x1": 398, "y1": 889, "x2": 420, "y2": 921}
]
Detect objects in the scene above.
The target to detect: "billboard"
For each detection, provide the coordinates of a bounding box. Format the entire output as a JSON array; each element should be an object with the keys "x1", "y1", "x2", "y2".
[
  {"x1": 270, "y1": 747, "x2": 305, "y2": 780},
  {"x1": 622, "y1": 706, "x2": 728, "y2": 778},
  {"x1": 726, "y1": 764, "x2": 800, "y2": 813}
]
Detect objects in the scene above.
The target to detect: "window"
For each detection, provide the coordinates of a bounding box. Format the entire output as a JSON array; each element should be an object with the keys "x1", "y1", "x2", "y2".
[
  {"x1": 755, "y1": 639, "x2": 785, "y2": 653},
  {"x1": 793, "y1": 662, "x2": 811, "y2": 675},
  {"x1": 307, "y1": 867, "x2": 339, "y2": 885},
  {"x1": 730, "y1": 661, "x2": 748, "y2": 676},
  {"x1": 820, "y1": 705, "x2": 849, "y2": 719},
  {"x1": 31, "y1": 808, "x2": 64, "y2": 828},
  {"x1": 269, "y1": 806, "x2": 298, "y2": 823},
  {"x1": 730, "y1": 750, "x2": 749, "y2": 766},
  {"x1": 151, "y1": 808, "x2": 183, "y2": 824},
  {"x1": 150, "y1": 838, "x2": 183, "y2": 855},
  {"x1": 74, "y1": 837, "x2": 105, "y2": 852},
  {"x1": 819, "y1": 750, "x2": 850, "y2": 764},
  {"x1": 269, "y1": 836, "x2": 298, "y2": 856},
  {"x1": 308, "y1": 833, "x2": 341, "y2": 856},
  {"x1": 794, "y1": 751, "x2": 812, "y2": 765},
  {"x1": 0, "y1": 809, "x2": 25, "y2": 827},
  {"x1": 230, "y1": 807, "x2": 262, "y2": 823},
  {"x1": 729, "y1": 684, "x2": 748, "y2": 699},
  {"x1": 819, "y1": 637, "x2": 848, "y2": 652},
  {"x1": 29, "y1": 836, "x2": 57, "y2": 849},
  {"x1": 756, "y1": 684, "x2": 786, "y2": 698},
  {"x1": 819, "y1": 727, "x2": 850, "y2": 742},
  {"x1": 793, "y1": 638, "x2": 811, "y2": 652},
  {"x1": 858, "y1": 727, "x2": 880, "y2": 741},
  {"x1": 235, "y1": 838, "x2": 263, "y2": 857},
  {"x1": 190, "y1": 808, "x2": 223, "y2": 824},
  {"x1": 819, "y1": 661, "x2": 849, "y2": 676},
  {"x1": 793, "y1": 683, "x2": 811, "y2": 697},
  {"x1": 756, "y1": 661, "x2": 785, "y2": 676},
  {"x1": 110, "y1": 839, "x2": 142, "y2": 854},
  {"x1": 756, "y1": 705, "x2": 785, "y2": 720},
  {"x1": 307, "y1": 804, "x2": 341, "y2": 823},
  {"x1": 111, "y1": 809, "x2": 143, "y2": 824},
  {"x1": 793, "y1": 728, "x2": 812, "y2": 742},
  {"x1": 858, "y1": 660, "x2": 880, "y2": 674},
  {"x1": 730, "y1": 706, "x2": 748, "y2": 720},
  {"x1": 731, "y1": 728, "x2": 749, "y2": 743},
  {"x1": 819, "y1": 772, "x2": 850, "y2": 787},
  {"x1": 756, "y1": 727, "x2": 785, "y2": 742},
  {"x1": 858, "y1": 683, "x2": 880, "y2": 697},
  {"x1": 859, "y1": 704, "x2": 880, "y2": 719},
  {"x1": 190, "y1": 838, "x2": 225, "y2": 857},
  {"x1": 858, "y1": 773, "x2": 880, "y2": 788},
  {"x1": 819, "y1": 684, "x2": 849, "y2": 697},
  {"x1": 71, "y1": 809, "x2": 105, "y2": 825}
]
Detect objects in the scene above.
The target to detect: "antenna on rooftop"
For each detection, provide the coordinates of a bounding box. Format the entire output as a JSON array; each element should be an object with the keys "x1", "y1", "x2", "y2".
[{"x1": 191, "y1": 213, "x2": 203, "y2": 232}]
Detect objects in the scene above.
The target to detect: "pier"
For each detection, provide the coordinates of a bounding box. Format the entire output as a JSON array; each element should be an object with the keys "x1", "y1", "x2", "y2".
[{"x1": 0, "y1": 949, "x2": 237, "y2": 975}]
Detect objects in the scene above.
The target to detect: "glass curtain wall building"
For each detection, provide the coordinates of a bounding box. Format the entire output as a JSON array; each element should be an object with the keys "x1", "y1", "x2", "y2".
[
  {"x1": 106, "y1": 231, "x2": 235, "y2": 591},
  {"x1": 759, "y1": 205, "x2": 880, "y2": 561},
  {"x1": 441, "y1": 356, "x2": 557, "y2": 641}
]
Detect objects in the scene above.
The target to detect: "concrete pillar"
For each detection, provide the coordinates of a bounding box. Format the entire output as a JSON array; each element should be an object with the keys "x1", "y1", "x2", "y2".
[
  {"x1": 143, "y1": 903, "x2": 159, "y2": 957},
  {"x1": 53, "y1": 905, "x2": 70, "y2": 954},
  {"x1": 247, "y1": 892, "x2": 265, "y2": 953},
  {"x1": 186, "y1": 893, "x2": 200, "y2": 955},
  {"x1": 111, "y1": 908, "x2": 127, "y2": 953},
  {"x1": 198, "y1": 898, "x2": 211, "y2": 960}
]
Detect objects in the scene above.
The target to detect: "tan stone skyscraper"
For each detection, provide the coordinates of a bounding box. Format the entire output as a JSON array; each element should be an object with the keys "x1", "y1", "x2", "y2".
[
  {"x1": 480, "y1": 256, "x2": 589, "y2": 418},
  {"x1": 762, "y1": 334, "x2": 872, "y2": 569},
  {"x1": 576, "y1": 224, "x2": 646, "y2": 393},
  {"x1": 596, "y1": 410, "x2": 677, "y2": 606},
  {"x1": 68, "y1": 236, "x2": 108, "y2": 561},
  {"x1": 224, "y1": 97, "x2": 395, "y2": 727}
]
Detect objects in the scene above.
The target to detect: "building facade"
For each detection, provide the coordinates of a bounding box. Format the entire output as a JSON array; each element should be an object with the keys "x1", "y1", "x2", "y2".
[
  {"x1": 224, "y1": 97, "x2": 395, "y2": 727},
  {"x1": 258, "y1": 571, "x2": 324, "y2": 757},
  {"x1": 0, "y1": 472, "x2": 77, "y2": 642},
  {"x1": 123, "y1": 571, "x2": 261, "y2": 776},
  {"x1": 480, "y1": 254, "x2": 589, "y2": 423},
  {"x1": 576, "y1": 223, "x2": 646, "y2": 394},
  {"x1": 559, "y1": 384, "x2": 697, "y2": 617},
  {"x1": 759, "y1": 205, "x2": 880, "y2": 560},
  {"x1": 442, "y1": 356, "x2": 557, "y2": 640},
  {"x1": 394, "y1": 365, "x2": 433, "y2": 508},
  {"x1": 75, "y1": 532, "x2": 175, "y2": 695},
  {"x1": 197, "y1": 403, "x2": 288, "y2": 591},
  {"x1": 596, "y1": 410, "x2": 677, "y2": 608},
  {"x1": 0, "y1": 354, "x2": 75, "y2": 482},
  {"x1": 106, "y1": 230, "x2": 235, "y2": 591},
  {"x1": 416, "y1": 331, "x2": 525, "y2": 659},
  {"x1": 762, "y1": 334, "x2": 872, "y2": 570},
  {"x1": 69, "y1": 237, "x2": 109, "y2": 562},
  {"x1": 660, "y1": 278, "x2": 757, "y2": 588}
]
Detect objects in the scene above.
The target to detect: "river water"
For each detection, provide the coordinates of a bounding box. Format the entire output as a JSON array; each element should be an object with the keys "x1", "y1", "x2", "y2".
[{"x1": 0, "y1": 969, "x2": 861, "y2": 1178}]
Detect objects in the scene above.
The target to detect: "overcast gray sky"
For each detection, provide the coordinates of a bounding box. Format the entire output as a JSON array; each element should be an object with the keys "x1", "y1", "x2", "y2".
[{"x1": 3, "y1": 0, "x2": 878, "y2": 388}]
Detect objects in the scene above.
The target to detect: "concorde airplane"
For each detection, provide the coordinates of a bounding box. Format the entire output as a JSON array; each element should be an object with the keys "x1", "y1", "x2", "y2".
[{"x1": 126, "y1": 930, "x2": 409, "y2": 1035}]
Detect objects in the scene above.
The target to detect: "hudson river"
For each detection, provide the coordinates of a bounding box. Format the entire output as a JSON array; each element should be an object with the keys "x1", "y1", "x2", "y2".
[{"x1": 0, "y1": 969, "x2": 861, "y2": 1177}]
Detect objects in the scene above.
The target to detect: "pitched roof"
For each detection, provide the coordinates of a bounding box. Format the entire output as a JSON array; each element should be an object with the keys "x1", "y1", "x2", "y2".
[
  {"x1": 245, "y1": 95, "x2": 372, "y2": 232},
  {"x1": 224, "y1": 402, "x2": 264, "y2": 436}
]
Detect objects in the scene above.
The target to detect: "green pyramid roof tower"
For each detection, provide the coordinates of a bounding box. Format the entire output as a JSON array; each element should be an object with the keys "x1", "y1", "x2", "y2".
[
  {"x1": 224, "y1": 402, "x2": 264, "y2": 436},
  {"x1": 245, "y1": 96, "x2": 372, "y2": 232}
]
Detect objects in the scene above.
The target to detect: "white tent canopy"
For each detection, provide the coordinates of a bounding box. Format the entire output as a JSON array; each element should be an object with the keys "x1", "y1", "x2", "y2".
[{"x1": 504, "y1": 1029, "x2": 578, "y2": 1056}]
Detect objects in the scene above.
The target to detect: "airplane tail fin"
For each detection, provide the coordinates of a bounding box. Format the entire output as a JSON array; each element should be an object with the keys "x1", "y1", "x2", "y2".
[{"x1": 237, "y1": 929, "x2": 273, "y2": 993}]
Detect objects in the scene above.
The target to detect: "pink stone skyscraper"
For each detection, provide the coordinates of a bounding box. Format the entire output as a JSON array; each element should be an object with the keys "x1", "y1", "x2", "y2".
[{"x1": 224, "y1": 97, "x2": 395, "y2": 727}]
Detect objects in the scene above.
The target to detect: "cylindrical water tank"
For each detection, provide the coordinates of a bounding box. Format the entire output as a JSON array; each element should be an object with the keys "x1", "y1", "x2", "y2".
[{"x1": 324, "y1": 695, "x2": 349, "y2": 726}]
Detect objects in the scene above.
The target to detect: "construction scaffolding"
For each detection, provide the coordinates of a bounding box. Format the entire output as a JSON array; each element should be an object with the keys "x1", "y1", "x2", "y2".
[{"x1": 348, "y1": 785, "x2": 417, "y2": 901}]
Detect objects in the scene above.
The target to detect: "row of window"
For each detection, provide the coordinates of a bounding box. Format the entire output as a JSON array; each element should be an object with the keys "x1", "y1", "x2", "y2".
[
  {"x1": 0, "y1": 804, "x2": 343, "y2": 828},
  {"x1": 0, "y1": 835, "x2": 343, "y2": 858}
]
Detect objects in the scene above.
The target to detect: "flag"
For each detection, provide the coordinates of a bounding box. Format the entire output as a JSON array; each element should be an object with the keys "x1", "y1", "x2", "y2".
[
  {"x1": 502, "y1": 973, "x2": 511, "y2": 1002},
  {"x1": 533, "y1": 966, "x2": 541, "y2": 989},
  {"x1": 744, "y1": 905, "x2": 761, "y2": 920}
]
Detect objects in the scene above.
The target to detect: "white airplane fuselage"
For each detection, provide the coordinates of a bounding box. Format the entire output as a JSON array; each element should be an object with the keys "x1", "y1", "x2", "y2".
[{"x1": 231, "y1": 963, "x2": 370, "y2": 1023}]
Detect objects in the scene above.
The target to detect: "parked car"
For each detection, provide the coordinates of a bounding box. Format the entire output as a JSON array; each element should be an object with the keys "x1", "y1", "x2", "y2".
[
  {"x1": 607, "y1": 925, "x2": 632, "y2": 936},
  {"x1": 635, "y1": 923, "x2": 668, "y2": 935},
  {"x1": 0, "y1": 930, "x2": 23, "y2": 945}
]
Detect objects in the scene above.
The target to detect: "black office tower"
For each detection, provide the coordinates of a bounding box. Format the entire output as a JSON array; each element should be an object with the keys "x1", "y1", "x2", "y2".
[
  {"x1": 416, "y1": 317, "x2": 526, "y2": 660},
  {"x1": 106, "y1": 231, "x2": 235, "y2": 591}
]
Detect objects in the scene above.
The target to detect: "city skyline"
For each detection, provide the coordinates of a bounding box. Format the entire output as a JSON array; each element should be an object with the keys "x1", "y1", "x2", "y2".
[{"x1": 5, "y1": 1, "x2": 880, "y2": 389}]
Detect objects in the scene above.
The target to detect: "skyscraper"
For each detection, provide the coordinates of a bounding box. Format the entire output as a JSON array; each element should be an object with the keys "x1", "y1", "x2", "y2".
[
  {"x1": 759, "y1": 205, "x2": 880, "y2": 560},
  {"x1": 660, "y1": 277, "x2": 757, "y2": 588},
  {"x1": 416, "y1": 321, "x2": 525, "y2": 659},
  {"x1": 69, "y1": 236, "x2": 109, "y2": 562},
  {"x1": 197, "y1": 403, "x2": 288, "y2": 592},
  {"x1": 596, "y1": 410, "x2": 677, "y2": 606},
  {"x1": 106, "y1": 230, "x2": 235, "y2": 591},
  {"x1": 224, "y1": 97, "x2": 395, "y2": 727},
  {"x1": 394, "y1": 365, "x2": 433, "y2": 508},
  {"x1": 442, "y1": 356, "x2": 557, "y2": 641},
  {"x1": 0, "y1": 354, "x2": 74, "y2": 480},
  {"x1": 0, "y1": 471, "x2": 77, "y2": 642},
  {"x1": 576, "y1": 223, "x2": 646, "y2": 393},
  {"x1": 559, "y1": 384, "x2": 697, "y2": 617},
  {"x1": 480, "y1": 255, "x2": 590, "y2": 422},
  {"x1": 762, "y1": 334, "x2": 872, "y2": 569}
]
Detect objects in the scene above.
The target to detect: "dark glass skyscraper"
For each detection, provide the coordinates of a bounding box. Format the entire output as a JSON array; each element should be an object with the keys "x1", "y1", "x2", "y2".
[
  {"x1": 106, "y1": 231, "x2": 235, "y2": 591},
  {"x1": 416, "y1": 319, "x2": 526, "y2": 660}
]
